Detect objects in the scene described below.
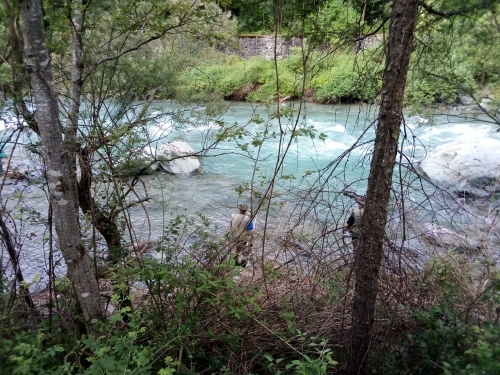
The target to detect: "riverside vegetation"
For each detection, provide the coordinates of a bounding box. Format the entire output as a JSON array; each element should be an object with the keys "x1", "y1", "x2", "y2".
[
  {"x1": 1, "y1": 0, "x2": 500, "y2": 374},
  {"x1": 174, "y1": 1, "x2": 500, "y2": 111}
]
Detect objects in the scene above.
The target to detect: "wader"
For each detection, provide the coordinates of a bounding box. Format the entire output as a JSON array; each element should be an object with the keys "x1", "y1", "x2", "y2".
[
  {"x1": 227, "y1": 213, "x2": 252, "y2": 266},
  {"x1": 350, "y1": 208, "x2": 364, "y2": 253}
]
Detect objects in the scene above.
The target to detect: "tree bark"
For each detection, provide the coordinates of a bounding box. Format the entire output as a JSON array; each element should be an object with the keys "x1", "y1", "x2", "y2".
[
  {"x1": 19, "y1": 0, "x2": 105, "y2": 334},
  {"x1": 0, "y1": 213, "x2": 35, "y2": 310},
  {"x1": 347, "y1": 0, "x2": 419, "y2": 374},
  {"x1": 77, "y1": 148, "x2": 123, "y2": 264},
  {"x1": 64, "y1": 0, "x2": 124, "y2": 262},
  {"x1": 4, "y1": 0, "x2": 39, "y2": 133}
]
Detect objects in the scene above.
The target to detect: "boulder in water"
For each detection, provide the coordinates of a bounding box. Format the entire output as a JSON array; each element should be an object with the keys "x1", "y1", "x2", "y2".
[
  {"x1": 156, "y1": 141, "x2": 201, "y2": 174},
  {"x1": 420, "y1": 138, "x2": 500, "y2": 197}
]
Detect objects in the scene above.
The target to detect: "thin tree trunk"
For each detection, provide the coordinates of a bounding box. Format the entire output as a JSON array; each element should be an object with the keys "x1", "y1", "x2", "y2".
[
  {"x1": 0, "y1": 213, "x2": 35, "y2": 310},
  {"x1": 347, "y1": 0, "x2": 419, "y2": 374},
  {"x1": 19, "y1": 0, "x2": 104, "y2": 334},
  {"x1": 4, "y1": 0, "x2": 39, "y2": 133},
  {"x1": 67, "y1": 0, "x2": 126, "y2": 265},
  {"x1": 77, "y1": 148, "x2": 123, "y2": 264},
  {"x1": 67, "y1": 0, "x2": 85, "y2": 142}
]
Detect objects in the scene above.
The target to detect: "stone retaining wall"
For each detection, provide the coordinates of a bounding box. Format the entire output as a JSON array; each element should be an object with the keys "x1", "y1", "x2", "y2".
[
  {"x1": 218, "y1": 35, "x2": 304, "y2": 60},
  {"x1": 218, "y1": 34, "x2": 384, "y2": 59},
  {"x1": 354, "y1": 34, "x2": 383, "y2": 52}
]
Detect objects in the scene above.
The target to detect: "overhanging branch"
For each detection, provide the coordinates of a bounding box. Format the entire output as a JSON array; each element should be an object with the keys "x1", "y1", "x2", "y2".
[{"x1": 420, "y1": 0, "x2": 492, "y2": 18}]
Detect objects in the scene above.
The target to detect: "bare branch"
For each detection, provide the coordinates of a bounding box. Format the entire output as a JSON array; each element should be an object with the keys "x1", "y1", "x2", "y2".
[{"x1": 420, "y1": 0, "x2": 492, "y2": 18}]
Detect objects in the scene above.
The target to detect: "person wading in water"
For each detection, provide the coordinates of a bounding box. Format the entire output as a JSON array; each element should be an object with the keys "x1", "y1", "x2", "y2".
[
  {"x1": 226, "y1": 204, "x2": 254, "y2": 267},
  {"x1": 343, "y1": 199, "x2": 365, "y2": 253}
]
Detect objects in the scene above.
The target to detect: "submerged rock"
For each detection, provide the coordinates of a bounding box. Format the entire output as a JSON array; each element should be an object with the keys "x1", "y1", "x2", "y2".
[{"x1": 421, "y1": 223, "x2": 483, "y2": 252}]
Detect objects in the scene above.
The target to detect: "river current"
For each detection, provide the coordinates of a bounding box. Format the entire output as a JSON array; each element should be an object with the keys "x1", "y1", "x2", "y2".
[{"x1": 1, "y1": 101, "x2": 499, "y2": 288}]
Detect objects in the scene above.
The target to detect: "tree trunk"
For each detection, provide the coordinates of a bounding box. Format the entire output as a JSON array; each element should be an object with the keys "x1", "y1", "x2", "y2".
[
  {"x1": 77, "y1": 148, "x2": 124, "y2": 264},
  {"x1": 0, "y1": 214, "x2": 35, "y2": 311},
  {"x1": 67, "y1": 1, "x2": 126, "y2": 265},
  {"x1": 4, "y1": 0, "x2": 39, "y2": 133},
  {"x1": 19, "y1": 0, "x2": 105, "y2": 334},
  {"x1": 347, "y1": 0, "x2": 419, "y2": 374},
  {"x1": 67, "y1": 0, "x2": 85, "y2": 142}
]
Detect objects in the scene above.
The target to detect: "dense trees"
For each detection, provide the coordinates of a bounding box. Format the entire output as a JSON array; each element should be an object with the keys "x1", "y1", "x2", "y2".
[
  {"x1": 6, "y1": 0, "x2": 237, "y2": 334},
  {"x1": 0, "y1": 0, "x2": 499, "y2": 373}
]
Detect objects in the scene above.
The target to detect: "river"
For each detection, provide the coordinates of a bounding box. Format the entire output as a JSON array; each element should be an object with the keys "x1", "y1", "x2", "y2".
[{"x1": 1, "y1": 101, "x2": 499, "y2": 288}]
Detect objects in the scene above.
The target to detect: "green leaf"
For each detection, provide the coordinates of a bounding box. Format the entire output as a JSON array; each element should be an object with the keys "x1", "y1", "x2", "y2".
[{"x1": 263, "y1": 353, "x2": 274, "y2": 362}]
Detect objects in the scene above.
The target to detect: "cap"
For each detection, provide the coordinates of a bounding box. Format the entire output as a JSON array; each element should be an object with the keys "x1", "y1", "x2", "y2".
[{"x1": 239, "y1": 203, "x2": 248, "y2": 211}]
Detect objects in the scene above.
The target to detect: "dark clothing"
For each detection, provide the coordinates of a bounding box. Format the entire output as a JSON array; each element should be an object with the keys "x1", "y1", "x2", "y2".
[
  {"x1": 346, "y1": 215, "x2": 355, "y2": 227},
  {"x1": 349, "y1": 208, "x2": 364, "y2": 239},
  {"x1": 345, "y1": 207, "x2": 364, "y2": 256},
  {"x1": 0, "y1": 149, "x2": 4, "y2": 174}
]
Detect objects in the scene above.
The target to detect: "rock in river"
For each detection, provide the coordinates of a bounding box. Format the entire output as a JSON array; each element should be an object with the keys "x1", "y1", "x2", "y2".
[
  {"x1": 420, "y1": 138, "x2": 500, "y2": 197},
  {"x1": 155, "y1": 141, "x2": 201, "y2": 174}
]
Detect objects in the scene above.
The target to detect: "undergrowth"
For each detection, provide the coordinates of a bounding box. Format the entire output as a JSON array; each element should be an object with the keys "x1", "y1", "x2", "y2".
[{"x1": 2, "y1": 227, "x2": 499, "y2": 375}]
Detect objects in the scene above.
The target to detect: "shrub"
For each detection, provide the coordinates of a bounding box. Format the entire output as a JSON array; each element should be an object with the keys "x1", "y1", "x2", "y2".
[
  {"x1": 311, "y1": 54, "x2": 382, "y2": 103},
  {"x1": 0, "y1": 329, "x2": 74, "y2": 375}
]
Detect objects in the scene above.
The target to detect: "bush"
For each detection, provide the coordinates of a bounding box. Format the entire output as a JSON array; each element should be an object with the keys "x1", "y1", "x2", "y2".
[
  {"x1": 410, "y1": 305, "x2": 500, "y2": 375},
  {"x1": 0, "y1": 328, "x2": 74, "y2": 374},
  {"x1": 311, "y1": 53, "x2": 382, "y2": 103},
  {"x1": 177, "y1": 49, "x2": 385, "y2": 104}
]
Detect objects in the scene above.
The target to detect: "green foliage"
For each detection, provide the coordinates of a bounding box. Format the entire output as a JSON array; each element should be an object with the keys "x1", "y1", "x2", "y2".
[
  {"x1": 81, "y1": 310, "x2": 159, "y2": 374},
  {"x1": 409, "y1": 304, "x2": 500, "y2": 375},
  {"x1": 311, "y1": 53, "x2": 382, "y2": 103},
  {"x1": 175, "y1": 56, "x2": 272, "y2": 101},
  {"x1": 442, "y1": 322, "x2": 500, "y2": 375},
  {"x1": 262, "y1": 329, "x2": 338, "y2": 375},
  {"x1": 117, "y1": 218, "x2": 264, "y2": 372},
  {"x1": 284, "y1": 352, "x2": 337, "y2": 375},
  {"x1": 246, "y1": 56, "x2": 306, "y2": 102},
  {"x1": 374, "y1": 263, "x2": 500, "y2": 375},
  {"x1": 221, "y1": 0, "x2": 276, "y2": 33},
  {"x1": 0, "y1": 312, "x2": 174, "y2": 375},
  {"x1": 406, "y1": 28, "x2": 476, "y2": 106},
  {"x1": 351, "y1": 0, "x2": 391, "y2": 26},
  {"x1": 178, "y1": 48, "x2": 384, "y2": 104},
  {"x1": 304, "y1": 0, "x2": 361, "y2": 46},
  {"x1": 144, "y1": 262, "x2": 257, "y2": 368},
  {"x1": 177, "y1": 2, "x2": 500, "y2": 110},
  {"x1": 222, "y1": 0, "x2": 327, "y2": 35},
  {"x1": 0, "y1": 249, "x2": 264, "y2": 373},
  {"x1": 0, "y1": 329, "x2": 74, "y2": 375}
]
